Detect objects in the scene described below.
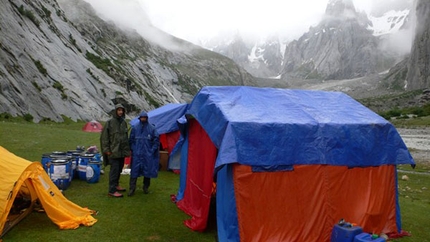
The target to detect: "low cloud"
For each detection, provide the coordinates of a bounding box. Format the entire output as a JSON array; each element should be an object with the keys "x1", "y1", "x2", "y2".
[
  {"x1": 81, "y1": 0, "x2": 416, "y2": 55},
  {"x1": 82, "y1": 0, "x2": 190, "y2": 51}
]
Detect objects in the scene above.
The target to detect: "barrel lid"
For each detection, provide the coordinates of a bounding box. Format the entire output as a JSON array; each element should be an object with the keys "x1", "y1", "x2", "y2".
[
  {"x1": 81, "y1": 153, "x2": 95, "y2": 157},
  {"x1": 52, "y1": 151, "x2": 66, "y2": 155},
  {"x1": 50, "y1": 154, "x2": 68, "y2": 159},
  {"x1": 51, "y1": 159, "x2": 68, "y2": 163}
]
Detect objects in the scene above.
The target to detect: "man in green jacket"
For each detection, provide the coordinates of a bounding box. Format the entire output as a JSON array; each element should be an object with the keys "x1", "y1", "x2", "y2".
[{"x1": 100, "y1": 104, "x2": 131, "y2": 197}]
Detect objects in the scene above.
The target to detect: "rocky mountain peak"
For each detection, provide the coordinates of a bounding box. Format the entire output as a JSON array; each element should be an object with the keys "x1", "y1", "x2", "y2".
[
  {"x1": 280, "y1": 0, "x2": 397, "y2": 81},
  {"x1": 202, "y1": 32, "x2": 284, "y2": 78},
  {"x1": 325, "y1": 0, "x2": 356, "y2": 17},
  {"x1": 323, "y1": 0, "x2": 370, "y2": 29}
]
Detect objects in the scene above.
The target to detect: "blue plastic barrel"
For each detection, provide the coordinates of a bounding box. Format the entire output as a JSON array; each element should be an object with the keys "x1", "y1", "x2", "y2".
[
  {"x1": 353, "y1": 233, "x2": 386, "y2": 242},
  {"x1": 68, "y1": 152, "x2": 82, "y2": 179},
  {"x1": 41, "y1": 153, "x2": 52, "y2": 173},
  {"x1": 50, "y1": 151, "x2": 68, "y2": 164},
  {"x1": 331, "y1": 224, "x2": 363, "y2": 242},
  {"x1": 86, "y1": 160, "x2": 101, "y2": 183},
  {"x1": 67, "y1": 150, "x2": 79, "y2": 156},
  {"x1": 48, "y1": 159, "x2": 71, "y2": 190},
  {"x1": 93, "y1": 153, "x2": 101, "y2": 162},
  {"x1": 51, "y1": 151, "x2": 67, "y2": 158},
  {"x1": 78, "y1": 153, "x2": 94, "y2": 181},
  {"x1": 48, "y1": 152, "x2": 69, "y2": 179}
]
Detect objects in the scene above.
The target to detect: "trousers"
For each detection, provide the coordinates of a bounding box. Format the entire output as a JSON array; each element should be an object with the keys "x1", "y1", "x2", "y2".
[{"x1": 108, "y1": 157, "x2": 125, "y2": 193}]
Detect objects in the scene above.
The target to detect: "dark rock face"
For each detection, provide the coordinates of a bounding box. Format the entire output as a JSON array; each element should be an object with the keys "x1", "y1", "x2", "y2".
[
  {"x1": 0, "y1": 0, "x2": 256, "y2": 122},
  {"x1": 406, "y1": 0, "x2": 430, "y2": 90},
  {"x1": 281, "y1": 0, "x2": 394, "y2": 80}
]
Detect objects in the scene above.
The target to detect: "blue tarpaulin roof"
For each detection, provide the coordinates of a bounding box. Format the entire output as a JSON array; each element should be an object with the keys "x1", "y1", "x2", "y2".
[
  {"x1": 186, "y1": 86, "x2": 415, "y2": 168},
  {"x1": 130, "y1": 103, "x2": 188, "y2": 134}
]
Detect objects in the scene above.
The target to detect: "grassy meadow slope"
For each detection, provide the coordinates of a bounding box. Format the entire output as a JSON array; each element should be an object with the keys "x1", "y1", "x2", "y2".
[{"x1": 0, "y1": 118, "x2": 428, "y2": 241}]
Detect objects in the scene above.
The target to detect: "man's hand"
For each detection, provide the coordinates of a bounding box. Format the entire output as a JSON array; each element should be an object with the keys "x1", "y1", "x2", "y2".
[{"x1": 105, "y1": 151, "x2": 112, "y2": 156}]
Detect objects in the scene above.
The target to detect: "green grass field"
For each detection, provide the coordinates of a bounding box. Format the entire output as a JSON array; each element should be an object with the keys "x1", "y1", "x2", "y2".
[
  {"x1": 0, "y1": 120, "x2": 217, "y2": 242},
  {"x1": 0, "y1": 120, "x2": 429, "y2": 241}
]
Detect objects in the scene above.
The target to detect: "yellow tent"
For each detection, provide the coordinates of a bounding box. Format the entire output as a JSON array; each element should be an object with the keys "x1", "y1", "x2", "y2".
[{"x1": 0, "y1": 146, "x2": 97, "y2": 238}]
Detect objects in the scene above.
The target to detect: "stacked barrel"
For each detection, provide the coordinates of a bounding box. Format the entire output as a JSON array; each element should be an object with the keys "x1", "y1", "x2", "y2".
[{"x1": 40, "y1": 148, "x2": 102, "y2": 190}]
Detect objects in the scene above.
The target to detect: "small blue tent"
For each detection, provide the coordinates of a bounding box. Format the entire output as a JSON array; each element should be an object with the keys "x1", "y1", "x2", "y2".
[
  {"x1": 174, "y1": 86, "x2": 415, "y2": 241},
  {"x1": 130, "y1": 103, "x2": 188, "y2": 134},
  {"x1": 131, "y1": 103, "x2": 188, "y2": 170}
]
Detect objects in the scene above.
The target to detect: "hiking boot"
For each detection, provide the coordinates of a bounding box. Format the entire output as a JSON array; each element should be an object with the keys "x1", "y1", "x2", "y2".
[
  {"x1": 108, "y1": 191, "x2": 123, "y2": 198},
  {"x1": 116, "y1": 186, "x2": 126, "y2": 192},
  {"x1": 128, "y1": 189, "x2": 135, "y2": 197},
  {"x1": 143, "y1": 186, "x2": 149, "y2": 194}
]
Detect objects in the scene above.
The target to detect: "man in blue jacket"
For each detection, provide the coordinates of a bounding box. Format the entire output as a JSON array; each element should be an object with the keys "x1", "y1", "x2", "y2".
[{"x1": 128, "y1": 111, "x2": 160, "y2": 196}]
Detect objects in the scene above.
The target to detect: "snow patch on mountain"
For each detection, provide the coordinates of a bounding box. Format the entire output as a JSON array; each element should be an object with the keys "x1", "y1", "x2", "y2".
[
  {"x1": 248, "y1": 44, "x2": 264, "y2": 63},
  {"x1": 368, "y1": 9, "x2": 409, "y2": 36}
]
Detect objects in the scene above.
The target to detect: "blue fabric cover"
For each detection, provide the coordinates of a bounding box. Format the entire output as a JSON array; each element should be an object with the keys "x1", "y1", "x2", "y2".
[
  {"x1": 186, "y1": 86, "x2": 415, "y2": 169},
  {"x1": 130, "y1": 103, "x2": 188, "y2": 134},
  {"x1": 167, "y1": 115, "x2": 188, "y2": 170}
]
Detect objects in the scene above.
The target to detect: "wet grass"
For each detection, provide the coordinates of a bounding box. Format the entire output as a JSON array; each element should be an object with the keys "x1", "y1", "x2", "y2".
[
  {"x1": 0, "y1": 120, "x2": 429, "y2": 241},
  {"x1": 0, "y1": 121, "x2": 217, "y2": 242}
]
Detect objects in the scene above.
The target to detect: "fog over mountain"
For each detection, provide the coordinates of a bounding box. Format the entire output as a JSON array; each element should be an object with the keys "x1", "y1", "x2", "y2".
[
  {"x1": 140, "y1": 0, "x2": 413, "y2": 46},
  {"x1": 199, "y1": 0, "x2": 416, "y2": 79},
  {"x1": 0, "y1": 0, "x2": 428, "y2": 123}
]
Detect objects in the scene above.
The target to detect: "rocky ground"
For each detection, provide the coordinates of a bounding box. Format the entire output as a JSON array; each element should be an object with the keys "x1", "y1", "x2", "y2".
[
  {"x1": 397, "y1": 127, "x2": 430, "y2": 165},
  {"x1": 256, "y1": 72, "x2": 429, "y2": 113},
  {"x1": 255, "y1": 73, "x2": 392, "y2": 99}
]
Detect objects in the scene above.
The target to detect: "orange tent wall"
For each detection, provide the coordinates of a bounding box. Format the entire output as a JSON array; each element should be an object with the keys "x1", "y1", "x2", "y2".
[{"x1": 233, "y1": 164, "x2": 398, "y2": 242}]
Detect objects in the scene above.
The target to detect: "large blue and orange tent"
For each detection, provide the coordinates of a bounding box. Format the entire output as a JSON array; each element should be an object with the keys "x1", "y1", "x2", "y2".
[{"x1": 174, "y1": 86, "x2": 415, "y2": 241}]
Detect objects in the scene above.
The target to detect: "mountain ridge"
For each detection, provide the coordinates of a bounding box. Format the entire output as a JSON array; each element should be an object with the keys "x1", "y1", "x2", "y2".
[
  {"x1": 0, "y1": 0, "x2": 256, "y2": 122},
  {"x1": 201, "y1": 0, "x2": 414, "y2": 80},
  {"x1": 0, "y1": 0, "x2": 428, "y2": 123}
]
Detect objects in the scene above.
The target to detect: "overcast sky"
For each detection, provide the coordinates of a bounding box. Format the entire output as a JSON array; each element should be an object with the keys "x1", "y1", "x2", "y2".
[
  {"x1": 83, "y1": 0, "x2": 410, "y2": 46},
  {"x1": 138, "y1": 0, "x2": 377, "y2": 43}
]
